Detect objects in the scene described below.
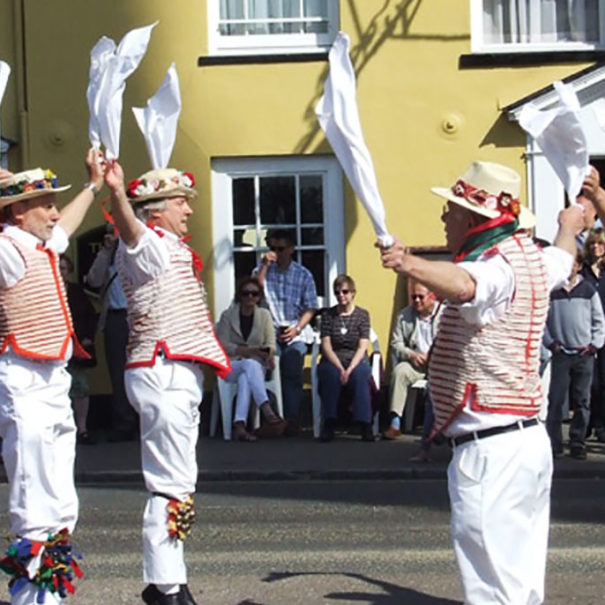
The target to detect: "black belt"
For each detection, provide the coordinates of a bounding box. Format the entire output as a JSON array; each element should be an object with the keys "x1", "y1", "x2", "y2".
[{"x1": 450, "y1": 418, "x2": 539, "y2": 447}]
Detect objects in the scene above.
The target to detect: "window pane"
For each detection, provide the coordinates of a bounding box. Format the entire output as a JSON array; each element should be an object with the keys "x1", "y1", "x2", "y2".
[
  {"x1": 482, "y1": 0, "x2": 600, "y2": 45},
  {"x1": 301, "y1": 227, "x2": 323, "y2": 246},
  {"x1": 259, "y1": 176, "x2": 296, "y2": 224},
  {"x1": 234, "y1": 251, "x2": 258, "y2": 286},
  {"x1": 232, "y1": 178, "x2": 255, "y2": 225},
  {"x1": 304, "y1": 21, "x2": 328, "y2": 33},
  {"x1": 300, "y1": 175, "x2": 323, "y2": 223},
  {"x1": 301, "y1": 250, "x2": 325, "y2": 298},
  {"x1": 220, "y1": 0, "x2": 244, "y2": 19},
  {"x1": 304, "y1": 0, "x2": 327, "y2": 18}
]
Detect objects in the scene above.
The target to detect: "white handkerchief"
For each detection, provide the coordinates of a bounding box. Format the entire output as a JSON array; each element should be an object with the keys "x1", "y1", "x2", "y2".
[
  {"x1": 518, "y1": 81, "x2": 589, "y2": 201},
  {"x1": 87, "y1": 22, "x2": 158, "y2": 160},
  {"x1": 316, "y1": 32, "x2": 392, "y2": 247},
  {"x1": 0, "y1": 61, "x2": 10, "y2": 107},
  {"x1": 132, "y1": 63, "x2": 181, "y2": 170}
]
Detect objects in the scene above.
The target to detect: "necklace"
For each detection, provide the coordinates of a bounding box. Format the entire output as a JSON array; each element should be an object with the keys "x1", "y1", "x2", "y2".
[{"x1": 339, "y1": 311, "x2": 353, "y2": 335}]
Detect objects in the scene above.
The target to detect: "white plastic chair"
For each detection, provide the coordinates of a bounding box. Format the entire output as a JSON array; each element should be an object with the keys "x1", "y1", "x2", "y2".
[
  {"x1": 209, "y1": 357, "x2": 283, "y2": 440},
  {"x1": 311, "y1": 328, "x2": 381, "y2": 439}
]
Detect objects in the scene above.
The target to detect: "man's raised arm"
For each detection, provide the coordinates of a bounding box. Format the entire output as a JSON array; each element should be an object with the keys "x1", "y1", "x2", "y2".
[{"x1": 104, "y1": 160, "x2": 144, "y2": 247}]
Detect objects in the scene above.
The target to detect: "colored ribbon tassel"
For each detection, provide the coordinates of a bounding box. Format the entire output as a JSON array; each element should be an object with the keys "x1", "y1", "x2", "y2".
[
  {"x1": 0, "y1": 528, "x2": 83, "y2": 602},
  {"x1": 167, "y1": 496, "x2": 196, "y2": 541}
]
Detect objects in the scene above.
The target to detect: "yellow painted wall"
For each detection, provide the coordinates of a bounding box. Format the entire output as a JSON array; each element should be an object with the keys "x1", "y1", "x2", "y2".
[{"x1": 0, "y1": 0, "x2": 595, "y2": 388}]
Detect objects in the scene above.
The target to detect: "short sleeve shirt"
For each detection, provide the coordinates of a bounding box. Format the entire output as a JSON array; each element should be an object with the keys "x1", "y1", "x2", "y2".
[{"x1": 320, "y1": 305, "x2": 370, "y2": 366}]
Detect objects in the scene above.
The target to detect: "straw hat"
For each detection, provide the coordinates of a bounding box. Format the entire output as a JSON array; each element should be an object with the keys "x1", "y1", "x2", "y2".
[
  {"x1": 0, "y1": 168, "x2": 71, "y2": 208},
  {"x1": 126, "y1": 168, "x2": 197, "y2": 204},
  {"x1": 431, "y1": 161, "x2": 534, "y2": 227}
]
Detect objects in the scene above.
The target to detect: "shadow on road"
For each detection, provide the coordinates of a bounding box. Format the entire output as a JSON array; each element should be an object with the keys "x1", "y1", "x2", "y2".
[{"x1": 261, "y1": 571, "x2": 461, "y2": 604}]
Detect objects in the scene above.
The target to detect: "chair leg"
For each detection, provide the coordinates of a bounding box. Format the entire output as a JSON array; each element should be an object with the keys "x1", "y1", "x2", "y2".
[
  {"x1": 404, "y1": 389, "x2": 418, "y2": 433},
  {"x1": 210, "y1": 389, "x2": 219, "y2": 437}
]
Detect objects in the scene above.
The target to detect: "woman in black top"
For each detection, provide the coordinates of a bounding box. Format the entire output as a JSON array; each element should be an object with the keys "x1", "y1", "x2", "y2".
[{"x1": 318, "y1": 274, "x2": 374, "y2": 441}]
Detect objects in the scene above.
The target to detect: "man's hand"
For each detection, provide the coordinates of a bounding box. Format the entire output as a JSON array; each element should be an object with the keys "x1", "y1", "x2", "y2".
[
  {"x1": 558, "y1": 205, "x2": 584, "y2": 235},
  {"x1": 0, "y1": 168, "x2": 12, "y2": 182},
  {"x1": 86, "y1": 148, "x2": 105, "y2": 191},
  {"x1": 582, "y1": 166, "x2": 602, "y2": 204},
  {"x1": 376, "y1": 237, "x2": 408, "y2": 274},
  {"x1": 279, "y1": 325, "x2": 298, "y2": 344},
  {"x1": 104, "y1": 160, "x2": 125, "y2": 193},
  {"x1": 340, "y1": 367, "x2": 350, "y2": 385},
  {"x1": 549, "y1": 341, "x2": 562, "y2": 355},
  {"x1": 261, "y1": 251, "x2": 277, "y2": 266},
  {"x1": 410, "y1": 351, "x2": 428, "y2": 369}
]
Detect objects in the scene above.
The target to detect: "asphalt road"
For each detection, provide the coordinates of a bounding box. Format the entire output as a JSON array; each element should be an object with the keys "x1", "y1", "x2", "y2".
[{"x1": 0, "y1": 479, "x2": 602, "y2": 604}]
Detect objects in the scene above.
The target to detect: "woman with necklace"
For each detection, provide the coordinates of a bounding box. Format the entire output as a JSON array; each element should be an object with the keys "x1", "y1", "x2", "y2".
[
  {"x1": 317, "y1": 274, "x2": 374, "y2": 442},
  {"x1": 217, "y1": 276, "x2": 287, "y2": 441}
]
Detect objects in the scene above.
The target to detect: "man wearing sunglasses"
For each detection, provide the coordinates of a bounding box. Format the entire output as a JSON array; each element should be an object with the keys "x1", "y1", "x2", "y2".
[
  {"x1": 384, "y1": 282, "x2": 439, "y2": 441},
  {"x1": 256, "y1": 229, "x2": 318, "y2": 435}
]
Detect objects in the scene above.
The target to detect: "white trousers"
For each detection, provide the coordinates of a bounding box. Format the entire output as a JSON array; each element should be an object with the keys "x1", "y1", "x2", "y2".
[
  {"x1": 0, "y1": 354, "x2": 78, "y2": 541},
  {"x1": 448, "y1": 422, "x2": 552, "y2": 605},
  {"x1": 125, "y1": 358, "x2": 203, "y2": 585},
  {"x1": 224, "y1": 358, "x2": 269, "y2": 423}
]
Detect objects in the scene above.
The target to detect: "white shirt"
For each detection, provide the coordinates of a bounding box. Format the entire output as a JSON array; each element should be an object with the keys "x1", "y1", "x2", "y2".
[
  {"x1": 116, "y1": 221, "x2": 171, "y2": 287},
  {"x1": 445, "y1": 245, "x2": 573, "y2": 437},
  {"x1": 0, "y1": 224, "x2": 68, "y2": 288},
  {"x1": 415, "y1": 314, "x2": 434, "y2": 355}
]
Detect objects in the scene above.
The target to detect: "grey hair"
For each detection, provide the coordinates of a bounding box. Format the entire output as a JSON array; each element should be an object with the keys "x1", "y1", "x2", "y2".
[{"x1": 134, "y1": 199, "x2": 168, "y2": 222}]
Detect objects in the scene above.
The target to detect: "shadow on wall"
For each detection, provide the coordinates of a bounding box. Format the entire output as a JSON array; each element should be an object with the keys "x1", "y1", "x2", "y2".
[{"x1": 295, "y1": 0, "x2": 469, "y2": 157}]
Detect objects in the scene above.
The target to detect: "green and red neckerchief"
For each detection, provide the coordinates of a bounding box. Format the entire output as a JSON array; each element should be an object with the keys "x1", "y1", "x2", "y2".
[{"x1": 454, "y1": 213, "x2": 519, "y2": 263}]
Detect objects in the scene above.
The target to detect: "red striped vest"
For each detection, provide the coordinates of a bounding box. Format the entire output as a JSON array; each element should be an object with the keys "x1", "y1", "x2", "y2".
[
  {"x1": 428, "y1": 234, "x2": 549, "y2": 436},
  {"x1": 0, "y1": 236, "x2": 88, "y2": 361},
  {"x1": 117, "y1": 230, "x2": 231, "y2": 378}
]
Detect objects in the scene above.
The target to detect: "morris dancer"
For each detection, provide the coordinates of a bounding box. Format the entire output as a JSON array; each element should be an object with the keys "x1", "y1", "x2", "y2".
[
  {"x1": 380, "y1": 161, "x2": 582, "y2": 604},
  {"x1": 104, "y1": 161, "x2": 230, "y2": 605},
  {"x1": 0, "y1": 149, "x2": 104, "y2": 605}
]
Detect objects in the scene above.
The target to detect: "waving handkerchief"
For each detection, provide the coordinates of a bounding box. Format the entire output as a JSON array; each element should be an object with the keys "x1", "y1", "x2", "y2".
[
  {"x1": 316, "y1": 32, "x2": 393, "y2": 247},
  {"x1": 132, "y1": 63, "x2": 181, "y2": 170},
  {"x1": 87, "y1": 22, "x2": 158, "y2": 160},
  {"x1": 0, "y1": 61, "x2": 10, "y2": 107},
  {"x1": 518, "y1": 81, "x2": 589, "y2": 202}
]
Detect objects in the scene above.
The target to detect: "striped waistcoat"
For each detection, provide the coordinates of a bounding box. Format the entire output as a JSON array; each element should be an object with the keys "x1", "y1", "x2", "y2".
[
  {"x1": 428, "y1": 234, "x2": 549, "y2": 436},
  {"x1": 0, "y1": 236, "x2": 86, "y2": 361},
  {"x1": 117, "y1": 231, "x2": 231, "y2": 378}
]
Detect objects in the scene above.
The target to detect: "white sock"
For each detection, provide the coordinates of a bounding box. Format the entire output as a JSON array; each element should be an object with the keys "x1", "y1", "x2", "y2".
[{"x1": 156, "y1": 583, "x2": 180, "y2": 595}]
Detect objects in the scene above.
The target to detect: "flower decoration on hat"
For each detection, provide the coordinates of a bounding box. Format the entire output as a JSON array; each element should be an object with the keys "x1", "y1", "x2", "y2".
[
  {"x1": 0, "y1": 170, "x2": 61, "y2": 198},
  {"x1": 452, "y1": 179, "x2": 521, "y2": 217},
  {"x1": 126, "y1": 170, "x2": 196, "y2": 200}
]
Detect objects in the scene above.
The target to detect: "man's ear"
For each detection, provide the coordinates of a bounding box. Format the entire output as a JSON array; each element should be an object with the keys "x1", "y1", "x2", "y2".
[{"x1": 8, "y1": 200, "x2": 26, "y2": 225}]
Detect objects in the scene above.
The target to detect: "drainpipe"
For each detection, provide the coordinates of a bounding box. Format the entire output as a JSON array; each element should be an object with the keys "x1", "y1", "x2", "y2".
[{"x1": 13, "y1": 0, "x2": 29, "y2": 167}]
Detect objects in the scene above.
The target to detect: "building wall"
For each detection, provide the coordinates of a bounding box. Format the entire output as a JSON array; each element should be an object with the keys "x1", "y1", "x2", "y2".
[{"x1": 0, "y1": 1, "x2": 594, "y2": 393}]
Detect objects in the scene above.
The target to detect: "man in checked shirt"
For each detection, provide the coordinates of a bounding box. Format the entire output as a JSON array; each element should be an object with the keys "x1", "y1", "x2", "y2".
[{"x1": 256, "y1": 229, "x2": 318, "y2": 435}]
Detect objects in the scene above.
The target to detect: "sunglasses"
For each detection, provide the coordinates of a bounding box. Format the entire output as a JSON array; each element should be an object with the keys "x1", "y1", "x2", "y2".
[
  {"x1": 269, "y1": 245, "x2": 288, "y2": 252},
  {"x1": 334, "y1": 289, "x2": 352, "y2": 295},
  {"x1": 241, "y1": 290, "x2": 261, "y2": 297},
  {"x1": 411, "y1": 294, "x2": 425, "y2": 301}
]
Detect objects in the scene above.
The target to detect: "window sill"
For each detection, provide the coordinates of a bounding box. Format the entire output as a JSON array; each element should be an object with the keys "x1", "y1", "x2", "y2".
[
  {"x1": 198, "y1": 52, "x2": 328, "y2": 66},
  {"x1": 459, "y1": 50, "x2": 605, "y2": 68}
]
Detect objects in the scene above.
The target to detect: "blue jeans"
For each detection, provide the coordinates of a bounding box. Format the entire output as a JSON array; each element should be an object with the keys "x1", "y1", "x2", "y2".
[
  {"x1": 278, "y1": 340, "x2": 308, "y2": 421},
  {"x1": 317, "y1": 358, "x2": 372, "y2": 424},
  {"x1": 547, "y1": 352, "x2": 594, "y2": 452}
]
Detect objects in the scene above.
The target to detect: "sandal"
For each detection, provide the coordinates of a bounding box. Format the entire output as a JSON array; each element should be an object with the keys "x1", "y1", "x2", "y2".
[{"x1": 233, "y1": 421, "x2": 257, "y2": 442}]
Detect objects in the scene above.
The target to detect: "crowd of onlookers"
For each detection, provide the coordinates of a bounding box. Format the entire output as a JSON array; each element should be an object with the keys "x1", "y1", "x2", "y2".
[{"x1": 63, "y1": 221, "x2": 605, "y2": 460}]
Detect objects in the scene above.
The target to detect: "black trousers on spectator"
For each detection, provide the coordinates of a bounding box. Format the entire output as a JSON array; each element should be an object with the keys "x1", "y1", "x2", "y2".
[
  {"x1": 104, "y1": 309, "x2": 137, "y2": 434},
  {"x1": 547, "y1": 352, "x2": 593, "y2": 453},
  {"x1": 590, "y1": 347, "x2": 605, "y2": 439}
]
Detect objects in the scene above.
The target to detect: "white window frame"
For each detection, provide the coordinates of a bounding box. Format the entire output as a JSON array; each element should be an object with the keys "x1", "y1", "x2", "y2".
[
  {"x1": 211, "y1": 155, "x2": 345, "y2": 316},
  {"x1": 471, "y1": 0, "x2": 605, "y2": 53},
  {"x1": 207, "y1": 0, "x2": 339, "y2": 56}
]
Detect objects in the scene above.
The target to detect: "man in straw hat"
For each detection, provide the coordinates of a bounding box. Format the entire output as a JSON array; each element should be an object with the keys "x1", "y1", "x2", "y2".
[
  {"x1": 379, "y1": 161, "x2": 584, "y2": 604},
  {"x1": 0, "y1": 148, "x2": 104, "y2": 605},
  {"x1": 103, "y1": 161, "x2": 230, "y2": 605}
]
